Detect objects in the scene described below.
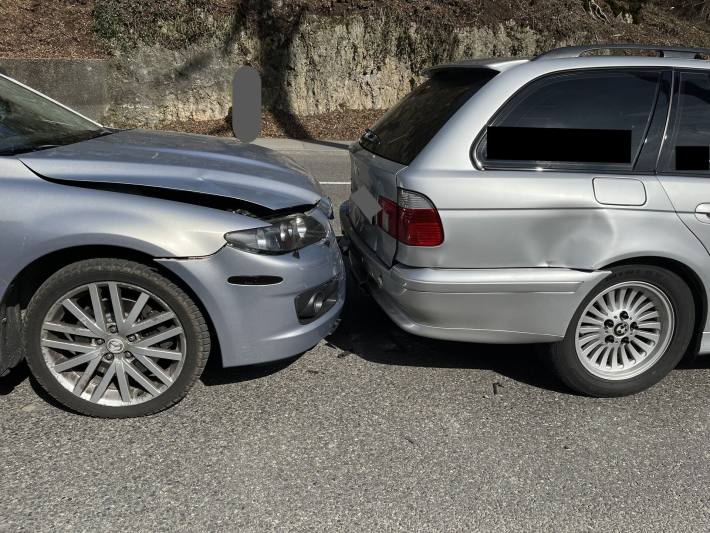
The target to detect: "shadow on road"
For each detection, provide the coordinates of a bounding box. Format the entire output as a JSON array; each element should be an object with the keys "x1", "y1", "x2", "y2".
[
  {"x1": 0, "y1": 361, "x2": 75, "y2": 414},
  {"x1": 200, "y1": 352, "x2": 300, "y2": 386},
  {"x1": 679, "y1": 351, "x2": 710, "y2": 370},
  {"x1": 0, "y1": 361, "x2": 29, "y2": 396},
  {"x1": 3, "y1": 283, "x2": 708, "y2": 395},
  {"x1": 324, "y1": 279, "x2": 574, "y2": 394},
  {"x1": 326, "y1": 279, "x2": 710, "y2": 392}
]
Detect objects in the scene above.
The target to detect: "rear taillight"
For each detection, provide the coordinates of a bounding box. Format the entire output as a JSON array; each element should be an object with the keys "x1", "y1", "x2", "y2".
[
  {"x1": 377, "y1": 189, "x2": 444, "y2": 247},
  {"x1": 397, "y1": 189, "x2": 444, "y2": 246}
]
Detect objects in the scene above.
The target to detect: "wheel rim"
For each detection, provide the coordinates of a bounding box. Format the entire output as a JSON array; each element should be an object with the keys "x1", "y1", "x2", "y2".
[
  {"x1": 574, "y1": 281, "x2": 675, "y2": 381},
  {"x1": 40, "y1": 281, "x2": 187, "y2": 407}
]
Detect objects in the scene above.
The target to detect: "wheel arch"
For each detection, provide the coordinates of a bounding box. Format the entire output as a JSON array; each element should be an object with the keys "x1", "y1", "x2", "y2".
[
  {"x1": 0, "y1": 245, "x2": 220, "y2": 365},
  {"x1": 600, "y1": 256, "x2": 707, "y2": 355}
]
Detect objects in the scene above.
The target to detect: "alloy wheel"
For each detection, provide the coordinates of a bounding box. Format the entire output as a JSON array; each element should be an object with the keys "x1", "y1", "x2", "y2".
[
  {"x1": 40, "y1": 281, "x2": 187, "y2": 406},
  {"x1": 574, "y1": 281, "x2": 675, "y2": 381}
]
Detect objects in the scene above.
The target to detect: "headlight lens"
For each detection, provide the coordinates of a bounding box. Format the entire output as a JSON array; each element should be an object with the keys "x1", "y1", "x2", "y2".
[{"x1": 224, "y1": 213, "x2": 328, "y2": 254}]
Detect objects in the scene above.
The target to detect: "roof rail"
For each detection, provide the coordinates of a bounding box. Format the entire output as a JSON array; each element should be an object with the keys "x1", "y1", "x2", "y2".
[{"x1": 534, "y1": 44, "x2": 710, "y2": 60}]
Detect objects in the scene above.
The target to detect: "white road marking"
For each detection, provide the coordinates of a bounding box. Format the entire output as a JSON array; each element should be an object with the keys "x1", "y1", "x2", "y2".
[{"x1": 319, "y1": 181, "x2": 351, "y2": 185}]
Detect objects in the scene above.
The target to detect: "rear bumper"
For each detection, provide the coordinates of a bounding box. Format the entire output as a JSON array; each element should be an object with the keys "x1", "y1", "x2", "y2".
[
  {"x1": 157, "y1": 229, "x2": 345, "y2": 367},
  {"x1": 341, "y1": 203, "x2": 610, "y2": 343}
]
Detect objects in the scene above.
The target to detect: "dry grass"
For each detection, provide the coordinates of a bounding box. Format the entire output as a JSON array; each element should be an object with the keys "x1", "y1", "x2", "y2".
[
  {"x1": 162, "y1": 108, "x2": 387, "y2": 141},
  {"x1": 0, "y1": 0, "x2": 107, "y2": 58}
]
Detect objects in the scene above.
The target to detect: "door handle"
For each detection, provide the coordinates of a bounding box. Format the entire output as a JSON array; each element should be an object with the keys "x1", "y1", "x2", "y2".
[{"x1": 696, "y1": 203, "x2": 710, "y2": 217}]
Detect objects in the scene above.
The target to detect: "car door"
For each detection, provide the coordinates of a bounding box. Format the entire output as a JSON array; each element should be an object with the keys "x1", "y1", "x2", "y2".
[
  {"x1": 656, "y1": 69, "x2": 710, "y2": 253},
  {"x1": 398, "y1": 67, "x2": 672, "y2": 270}
]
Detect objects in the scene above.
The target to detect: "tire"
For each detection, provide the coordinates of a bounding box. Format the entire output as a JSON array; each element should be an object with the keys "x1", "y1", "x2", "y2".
[
  {"x1": 24, "y1": 259, "x2": 210, "y2": 417},
  {"x1": 549, "y1": 265, "x2": 694, "y2": 397}
]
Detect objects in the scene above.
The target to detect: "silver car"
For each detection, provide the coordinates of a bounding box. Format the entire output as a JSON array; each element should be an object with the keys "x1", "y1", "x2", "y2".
[
  {"x1": 342, "y1": 44, "x2": 710, "y2": 397},
  {"x1": 0, "y1": 74, "x2": 344, "y2": 417}
]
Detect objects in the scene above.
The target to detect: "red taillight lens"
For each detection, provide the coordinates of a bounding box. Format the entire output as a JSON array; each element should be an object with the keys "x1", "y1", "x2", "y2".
[
  {"x1": 376, "y1": 189, "x2": 444, "y2": 247},
  {"x1": 397, "y1": 207, "x2": 443, "y2": 246}
]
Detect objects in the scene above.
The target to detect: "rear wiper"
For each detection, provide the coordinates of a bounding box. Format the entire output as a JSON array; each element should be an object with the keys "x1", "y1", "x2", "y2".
[{"x1": 361, "y1": 129, "x2": 381, "y2": 145}]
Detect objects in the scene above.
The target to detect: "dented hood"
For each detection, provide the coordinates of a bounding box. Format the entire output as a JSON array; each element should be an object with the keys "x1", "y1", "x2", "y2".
[{"x1": 18, "y1": 129, "x2": 324, "y2": 210}]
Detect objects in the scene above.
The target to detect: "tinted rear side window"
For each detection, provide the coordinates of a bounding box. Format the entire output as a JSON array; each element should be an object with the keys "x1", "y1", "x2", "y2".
[
  {"x1": 360, "y1": 70, "x2": 497, "y2": 165},
  {"x1": 477, "y1": 70, "x2": 661, "y2": 170},
  {"x1": 660, "y1": 71, "x2": 710, "y2": 173}
]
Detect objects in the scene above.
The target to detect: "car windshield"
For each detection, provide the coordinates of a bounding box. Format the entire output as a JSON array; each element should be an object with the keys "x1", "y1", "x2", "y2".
[{"x1": 0, "y1": 75, "x2": 108, "y2": 156}]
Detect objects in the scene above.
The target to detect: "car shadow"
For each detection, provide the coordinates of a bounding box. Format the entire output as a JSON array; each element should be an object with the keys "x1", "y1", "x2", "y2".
[
  {"x1": 325, "y1": 282, "x2": 573, "y2": 394},
  {"x1": 0, "y1": 361, "x2": 76, "y2": 414},
  {"x1": 678, "y1": 352, "x2": 710, "y2": 370},
  {"x1": 0, "y1": 360, "x2": 29, "y2": 396},
  {"x1": 329, "y1": 281, "x2": 710, "y2": 389},
  {"x1": 200, "y1": 351, "x2": 301, "y2": 387},
  {"x1": 4, "y1": 285, "x2": 707, "y2": 395}
]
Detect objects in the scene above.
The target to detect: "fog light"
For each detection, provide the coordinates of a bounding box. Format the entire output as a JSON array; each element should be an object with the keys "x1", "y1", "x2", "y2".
[
  {"x1": 310, "y1": 292, "x2": 325, "y2": 315},
  {"x1": 295, "y1": 279, "x2": 339, "y2": 324}
]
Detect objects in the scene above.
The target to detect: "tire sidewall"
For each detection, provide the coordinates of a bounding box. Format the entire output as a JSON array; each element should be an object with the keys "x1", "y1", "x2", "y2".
[
  {"x1": 554, "y1": 265, "x2": 695, "y2": 397},
  {"x1": 24, "y1": 260, "x2": 207, "y2": 418}
]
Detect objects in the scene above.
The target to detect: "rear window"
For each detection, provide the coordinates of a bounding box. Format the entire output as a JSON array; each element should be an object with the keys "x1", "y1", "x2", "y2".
[{"x1": 360, "y1": 70, "x2": 497, "y2": 165}]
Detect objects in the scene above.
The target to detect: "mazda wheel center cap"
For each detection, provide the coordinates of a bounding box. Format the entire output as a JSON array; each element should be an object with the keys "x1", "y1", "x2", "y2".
[{"x1": 107, "y1": 338, "x2": 126, "y2": 354}]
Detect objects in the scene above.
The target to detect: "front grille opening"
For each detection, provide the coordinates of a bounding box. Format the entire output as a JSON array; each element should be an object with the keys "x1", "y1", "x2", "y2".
[{"x1": 228, "y1": 275, "x2": 283, "y2": 286}]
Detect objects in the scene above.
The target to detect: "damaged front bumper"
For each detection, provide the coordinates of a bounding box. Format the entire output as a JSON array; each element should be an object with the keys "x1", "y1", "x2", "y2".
[{"x1": 156, "y1": 229, "x2": 345, "y2": 367}]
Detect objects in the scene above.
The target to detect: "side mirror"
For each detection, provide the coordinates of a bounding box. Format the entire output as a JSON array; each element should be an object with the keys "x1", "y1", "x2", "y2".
[{"x1": 232, "y1": 66, "x2": 262, "y2": 143}]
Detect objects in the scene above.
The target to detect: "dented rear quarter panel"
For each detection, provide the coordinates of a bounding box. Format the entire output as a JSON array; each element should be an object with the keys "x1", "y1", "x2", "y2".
[
  {"x1": 396, "y1": 169, "x2": 706, "y2": 270},
  {"x1": 396, "y1": 165, "x2": 710, "y2": 334}
]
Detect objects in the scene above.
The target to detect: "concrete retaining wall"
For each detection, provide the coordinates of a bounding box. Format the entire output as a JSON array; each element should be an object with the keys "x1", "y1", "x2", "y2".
[{"x1": 0, "y1": 58, "x2": 110, "y2": 123}]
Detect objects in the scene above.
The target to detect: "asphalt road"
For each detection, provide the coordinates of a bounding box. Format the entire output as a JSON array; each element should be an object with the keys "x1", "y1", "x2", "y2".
[{"x1": 1, "y1": 140, "x2": 709, "y2": 532}]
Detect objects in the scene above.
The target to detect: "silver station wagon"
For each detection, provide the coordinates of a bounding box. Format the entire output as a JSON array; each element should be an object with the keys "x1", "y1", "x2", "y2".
[{"x1": 342, "y1": 44, "x2": 710, "y2": 397}]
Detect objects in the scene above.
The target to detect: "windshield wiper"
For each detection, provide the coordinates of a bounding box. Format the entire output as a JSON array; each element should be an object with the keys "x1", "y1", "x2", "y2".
[
  {"x1": 94, "y1": 128, "x2": 118, "y2": 138},
  {"x1": 28, "y1": 144, "x2": 62, "y2": 151}
]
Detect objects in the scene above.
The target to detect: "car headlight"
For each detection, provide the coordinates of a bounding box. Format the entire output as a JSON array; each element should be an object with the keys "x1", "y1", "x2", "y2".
[{"x1": 224, "y1": 213, "x2": 328, "y2": 254}]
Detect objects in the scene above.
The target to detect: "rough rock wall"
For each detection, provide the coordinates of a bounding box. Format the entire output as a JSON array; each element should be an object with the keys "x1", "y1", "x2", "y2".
[
  {"x1": 5, "y1": 1, "x2": 710, "y2": 129},
  {"x1": 106, "y1": 13, "x2": 541, "y2": 127}
]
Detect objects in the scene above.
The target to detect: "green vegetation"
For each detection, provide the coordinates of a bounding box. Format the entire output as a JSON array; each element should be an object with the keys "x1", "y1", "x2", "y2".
[
  {"x1": 91, "y1": 0, "x2": 710, "y2": 54},
  {"x1": 93, "y1": 0, "x2": 238, "y2": 50}
]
